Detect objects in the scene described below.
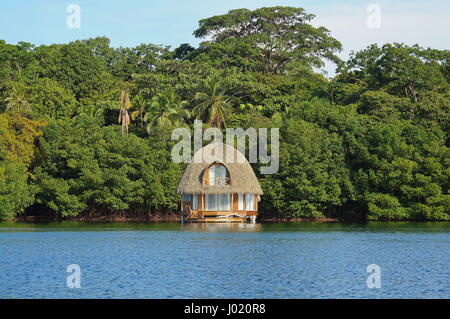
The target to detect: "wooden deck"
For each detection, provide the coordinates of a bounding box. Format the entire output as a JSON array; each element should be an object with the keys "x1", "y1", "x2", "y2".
[
  {"x1": 181, "y1": 195, "x2": 258, "y2": 223},
  {"x1": 186, "y1": 217, "x2": 249, "y2": 223}
]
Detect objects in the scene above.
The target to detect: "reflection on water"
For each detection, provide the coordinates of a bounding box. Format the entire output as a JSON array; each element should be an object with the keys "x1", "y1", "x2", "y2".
[
  {"x1": 0, "y1": 221, "x2": 449, "y2": 233},
  {"x1": 181, "y1": 223, "x2": 262, "y2": 232}
]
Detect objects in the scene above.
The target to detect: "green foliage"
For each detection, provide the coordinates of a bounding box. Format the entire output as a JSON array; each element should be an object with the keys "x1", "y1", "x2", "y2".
[
  {"x1": 340, "y1": 43, "x2": 449, "y2": 101},
  {"x1": 193, "y1": 75, "x2": 234, "y2": 128},
  {"x1": 0, "y1": 7, "x2": 448, "y2": 221},
  {"x1": 33, "y1": 40, "x2": 116, "y2": 100},
  {"x1": 0, "y1": 112, "x2": 46, "y2": 165},
  {"x1": 0, "y1": 112, "x2": 45, "y2": 220},
  {"x1": 260, "y1": 117, "x2": 353, "y2": 218},
  {"x1": 194, "y1": 6, "x2": 342, "y2": 73},
  {"x1": 144, "y1": 91, "x2": 190, "y2": 130},
  {"x1": 26, "y1": 78, "x2": 78, "y2": 118},
  {"x1": 0, "y1": 161, "x2": 34, "y2": 221},
  {"x1": 366, "y1": 193, "x2": 408, "y2": 220},
  {"x1": 173, "y1": 43, "x2": 195, "y2": 61},
  {"x1": 2, "y1": 81, "x2": 32, "y2": 112},
  {"x1": 109, "y1": 43, "x2": 172, "y2": 80},
  {"x1": 33, "y1": 117, "x2": 182, "y2": 216},
  {"x1": 131, "y1": 94, "x2": 149, "y2": 127}
]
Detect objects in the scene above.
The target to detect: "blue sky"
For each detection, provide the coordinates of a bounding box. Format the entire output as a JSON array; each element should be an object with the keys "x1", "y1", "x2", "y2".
[{"x1": 0, "y1": 0, "x2": 449, "y2": 74}]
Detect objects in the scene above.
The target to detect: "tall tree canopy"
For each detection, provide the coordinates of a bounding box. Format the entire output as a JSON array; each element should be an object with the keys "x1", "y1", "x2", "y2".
[
  {"x1": 0, "y1": 6, "x2": 448, "y2": 222},
  {"x1": 193, "y1": 6, "x2": 342, "y2": 73}
]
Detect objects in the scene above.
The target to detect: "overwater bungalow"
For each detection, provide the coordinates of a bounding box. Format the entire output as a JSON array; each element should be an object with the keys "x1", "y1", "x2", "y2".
[{"x1": 177, "y1": 142, "x2": 263, "y2": 223}]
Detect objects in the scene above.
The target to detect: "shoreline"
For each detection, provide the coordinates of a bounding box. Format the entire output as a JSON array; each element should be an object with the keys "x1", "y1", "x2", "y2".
[
  {"x1": 12, "y1": 214, "x2": 343, "y2": 223},
  {"x1": 10, "y1": 215, "x2": 447, "y2": 223}
]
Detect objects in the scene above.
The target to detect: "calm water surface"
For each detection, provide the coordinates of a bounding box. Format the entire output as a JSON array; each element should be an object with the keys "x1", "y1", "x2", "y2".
[{"x1": 0, "y1": 222, "x2": 449, "y2": 298}]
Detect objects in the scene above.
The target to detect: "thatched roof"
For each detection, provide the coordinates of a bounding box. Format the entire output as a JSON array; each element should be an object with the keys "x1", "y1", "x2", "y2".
[{"x1": 177, "y1": 142, "x2": 263, "y2": 195}]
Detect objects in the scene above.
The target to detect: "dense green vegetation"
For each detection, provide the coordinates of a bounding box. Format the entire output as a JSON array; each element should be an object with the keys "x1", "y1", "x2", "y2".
[{"x1": 0, "y1": 6, "x2": 448, "y2": 221}]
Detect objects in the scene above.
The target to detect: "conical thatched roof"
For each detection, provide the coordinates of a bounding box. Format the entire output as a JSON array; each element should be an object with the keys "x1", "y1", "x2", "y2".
[{"x1": 177, "y1": 142, "x2": 263, "y2": 195}]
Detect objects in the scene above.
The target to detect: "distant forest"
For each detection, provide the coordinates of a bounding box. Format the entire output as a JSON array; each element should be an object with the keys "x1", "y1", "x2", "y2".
[{"x1": 0, "y1": 6, "x2": 448, "y2": 221}]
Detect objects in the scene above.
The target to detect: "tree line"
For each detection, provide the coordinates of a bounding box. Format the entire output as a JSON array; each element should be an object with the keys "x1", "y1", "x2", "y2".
[{"x1": 0, "y1": 6, "x2": 448, "y2": 221}]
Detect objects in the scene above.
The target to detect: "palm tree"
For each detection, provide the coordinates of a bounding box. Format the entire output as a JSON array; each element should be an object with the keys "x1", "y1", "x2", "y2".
[
  {"x1": 193, "y1": 75, "x2": 234, "y2": 128},
  {"x1": 78, "y1": 105, "x2": 104, "y2": 120},
  {"x1": 4, "y1": 82, "x2": 31, "y2": 112},
  {"x1": 144, "y1": 91, "x2": 190, "y2": 133},
  {"x1": 131, "y1": 94, "x2": 149, "y2": 127},
  {"x1": 118, "y1": 90, "x2": 131, "y2": 135}
]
